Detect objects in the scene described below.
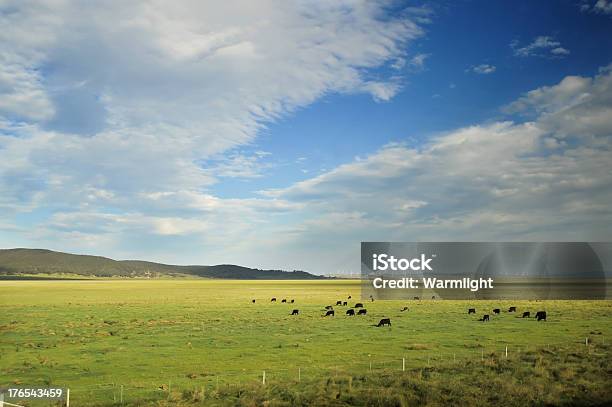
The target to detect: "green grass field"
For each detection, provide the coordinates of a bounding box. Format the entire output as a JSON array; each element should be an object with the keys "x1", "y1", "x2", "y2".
[{"x1": 1, "y1": 280, "x2": 610, "y2": 406}]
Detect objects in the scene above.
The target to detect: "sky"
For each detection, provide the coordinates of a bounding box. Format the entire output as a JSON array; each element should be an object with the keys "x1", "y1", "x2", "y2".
[{"x1": 1, "y1": 0, "x2": 611, "y2": 275}]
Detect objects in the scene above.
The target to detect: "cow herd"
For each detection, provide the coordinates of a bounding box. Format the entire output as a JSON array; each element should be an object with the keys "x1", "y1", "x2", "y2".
[
  {"x1": 471, "y1": 306, "x2": 547, "y2": 322},
  {"x1": 252, "y1": 295, "x2": 392, "y2": 328},
  {"x1": 320, "y1": 298, "x2": 372, "y2": 320},
  {"x1": 252, "y1": 296, "x2": 549, "y2": 328},
  {"x1": 266, "y1": 298, "x2": 296, "y2": 304}
]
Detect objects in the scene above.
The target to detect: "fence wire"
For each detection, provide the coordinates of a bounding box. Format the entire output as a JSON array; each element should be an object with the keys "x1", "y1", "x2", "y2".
[{"x1": 7, "y1": 336, "x2": 606, "y2": 406}]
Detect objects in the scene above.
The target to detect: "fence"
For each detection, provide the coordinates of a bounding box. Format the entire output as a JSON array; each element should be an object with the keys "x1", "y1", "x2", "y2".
[{"x1": 6, "y1": 335, "x2": 605, "y2": 406}]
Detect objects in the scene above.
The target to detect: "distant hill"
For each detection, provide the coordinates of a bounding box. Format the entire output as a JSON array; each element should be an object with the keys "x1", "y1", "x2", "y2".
[{"x1": 0, "y1": 248, "x2": 326, "y2": 280}]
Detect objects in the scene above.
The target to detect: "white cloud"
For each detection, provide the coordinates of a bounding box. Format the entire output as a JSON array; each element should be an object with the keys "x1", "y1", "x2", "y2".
[
  {"x1": 361, "y1": 80, "x2": 402, "y2": 102},
  {"x1": 0, "y1": 0, "x2": 61, "y2": 122},
  {"x1": 408, "y1": 53, "x2": 430, "y2": 70},
  {"x1": 581, "y1": 0, "x2": 612, "y2": 14},
  {"x1": 511, "y1": 36, "x2": 570, "y2": 58},
  {"x1": 8, "y1": 58, "x2": 612, "y2": 274},
  {"x1": 504, "y1": 65, "x2": 612, "y2": 138},
  {"x1": 257, "y1": 67, "x2": 612, "y2": 272},
  {"x1": 594, "y1": 0, "x2": 612, "y2": 13},
  {"x1": 1, "y1": 2, "x2": 611, "y2": 274},
  {"x1": 390, "y1": 57, "x2": 406, "y2": 70},
  {"x1": 504, "y1": 75, "x2": 593, "y2": 114},
  {"x1": 0, "y1": 62, "x2": 55, "y2": 121},
  {"x1": 204, "y1": 151, "x2": 273, "y2": 179},
  {"x1": 551, "y1": 47, "x2": 571, "y2": 56},
  {"x1": 469, "y1": 64, "x2": 496, "y2": 74},
  {"x1": 0, "y1": 1, "x2": 431, "y2": 268},
  {"x1": 0, "y1": 1, "x2": 424, "y2": 210}
]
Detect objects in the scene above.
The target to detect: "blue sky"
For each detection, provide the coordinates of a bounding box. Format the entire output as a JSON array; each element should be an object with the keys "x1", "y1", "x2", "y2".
[
  {"x1": 210, "y1": 0, "x2": 612, "y2": 198},
  {"x1": 1, "y1": 0, "x2": 611, "y2": 274}
]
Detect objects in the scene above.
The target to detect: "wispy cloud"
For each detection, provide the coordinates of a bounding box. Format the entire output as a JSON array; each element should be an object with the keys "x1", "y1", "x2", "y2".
[
  {"x1": 408, "y1": 53, "x2": 430, "y2": 70},
  {"x1": 0, "y1": 1, "x2": 427, "y2": 267},
  {"x1": 468, "y1": 64, "x2": 496, "y2": 74},
  {"x1": 0, "y1": 3, "x2": 424, "y2": 200},
  {"x1": 511, "y1": 36, "x2": 570, "y2": 58},
  {"x1": 1, "y1": 2, "x2": 610, "y2": 274},
  {"x1": 361, "y1": 80, "x2": 403, "y2": 102},
  {"x1": 258, "y1": 67, "x2": 612, "y2": 272},
  {"x1": 581, "y1": 0, "x2": 612, "y2": 15},
  {"x1": 203, "y1": 150, "x2": 273, "y2": 179},
  {"x1": 4, "y1": 66, "x2": 611, "y2": 272}
]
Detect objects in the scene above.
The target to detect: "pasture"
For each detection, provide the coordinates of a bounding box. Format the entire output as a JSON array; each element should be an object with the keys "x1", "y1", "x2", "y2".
[{"x1": 0, "y1": 280, "x2": 610, "y2": 406}]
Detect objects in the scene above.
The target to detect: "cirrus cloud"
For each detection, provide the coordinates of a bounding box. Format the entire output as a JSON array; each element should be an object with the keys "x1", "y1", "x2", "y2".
[
  {"x1": 0, "y1": 0, "x2": 425, "y2": 211},
  {"x1": 511, "y1": 36, "x2": 570, "y2": 58},
  {"x1": 468, "y1": 64, "x2": 496, "y2": 74},
  {"x1": 1, "y1": 2, "x2": 610, "y2": 274},
  {"x1": 257, "y1": 67, "x2": 612, "y2": 272}
]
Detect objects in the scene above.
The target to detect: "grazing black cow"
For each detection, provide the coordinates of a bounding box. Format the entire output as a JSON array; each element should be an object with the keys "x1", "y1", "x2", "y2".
[
  {"x1": 481, "y1": 314, "x2": 490, "y2": 322},
  {"x1": 376, "y1": 318, "x2": 391, "y2": 327},
  {"x1": 508, "y1": 306, "x2": 516, "y2": 313},
  {"x1": 413, "y1": 296, "x2": 420, "y2": 300},
  {"x1": 371, "y1": 298, "x2": 375, "y2": 302},
  {"x1": 535, "y1": 311, "x2": 547, "y2": 321},
  {"x1": 522, "y1": 311, "x2": 530, "y2": 318},
  {"x1": 271, "y1": 298, "x2": 277, "y2": 302},
  {"x1": 432, "y1": 296, "x2": 436, "y2": 300},
  {"x1": 290, "y1": 299, "x2": 295, "y2": 303},
  {"x1": 252, "y1": 299, "x2": 256, "y2": 303},
  {"x1": 325, "y1": 305, "x2": 333, "y2": 310},
  {"x1": 468, "y1": 308, "x2": 476, "y2": 314},
  {"x1": 343, "y1": 301, "x2": 348, "y2": 306},
  {"x1": 291, "y1": 309, "x2": 299, "y2": 315},
  {"x1": 348, "y1": 295, "x2": 352, "y2": 299},
  {"x1": 324, "y1": 310, "x2": 335, "y2": 317},
  {"x1": 346, "y1": 309, "x2": 355, "y2": 316},
  {"x1": 336, "y1": 300, "x2": 342, "y2": 305},
  {"x1": 493, "y1": 308, "x2": 500, "y2": 314},
  {"x1": 400, "y1": 306, "x2": 409, "y2": 312},
  {"x1": 354, "y1": 303, "x2": 364, "y2": 308},
  {"x1": 281, "y1": 299, "x2": 287, "y2": 303},
  {"x1": 357, "y1": 309, "x2": 367, "y2": 315}
]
